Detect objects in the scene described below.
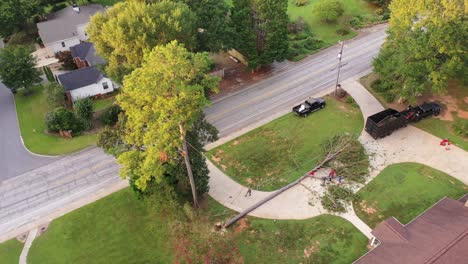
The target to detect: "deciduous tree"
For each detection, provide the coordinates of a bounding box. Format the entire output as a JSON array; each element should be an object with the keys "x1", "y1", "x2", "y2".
[
  {"x1": 373, "y1": 0, "x2": 467, "y2": 101},
  {"x1": 312, "y1": 0, "x2": 344, "y2": 23},
  {"x1": 117, "y1": 41, "x2": 219, "y2": 207},
  {"x1": 231, "y1": 0, "x2": 289, "y2": 69},
  {"x1": 0, "y1": 45, "x2": 40, "y2": 94},
  {"x1": 182, "y1": 0, "x2": 234, "y2": 52},
  {"x1": 87, "y1": 0, "x2": 197, "y2": 83},
  {"x1": 0, "y1": 0, "x2": 41, "y2": 38}
]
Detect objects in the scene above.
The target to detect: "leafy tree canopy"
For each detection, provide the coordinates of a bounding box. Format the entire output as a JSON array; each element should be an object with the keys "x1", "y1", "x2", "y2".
[
  {"x1": 0, "y1": 45, "x2": 40, "y2": 93},
  {"x1": 0, "y1": 0, "x2": 41, "y2": 38},
  {"x1": 182, "y1": 0, "x2": 234, "y2": 52},
  {"x1": 231, "y1": 0, "x2": 289, "y2": 69},
  {"x1": 87, "y1": 0, "x2": 197, "y2": 83},
  {"x1": 373, "y1": 0, "x2": 467, "y2": 101},
  {"x1": 116, "y1": 41, "x2": 219, "y2": 192},
  {"x1": 312, "y1": 0, "x2": 345, "y2": 23}
]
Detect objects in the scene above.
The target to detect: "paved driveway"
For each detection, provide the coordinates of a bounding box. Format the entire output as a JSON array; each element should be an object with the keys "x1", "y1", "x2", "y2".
[{"x1": 0, "y1": 82, "x2": 55, "y2": 181}]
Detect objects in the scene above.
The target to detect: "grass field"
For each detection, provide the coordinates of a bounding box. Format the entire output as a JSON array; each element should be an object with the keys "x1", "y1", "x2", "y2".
[
  {"x1": 209, "y1": 98, "x2": 363, "y2": 191},
  {"x1": 236, "y1": 215, "x2": 368, "y2": 263},
  {"x1": 288, "y1": 0, "x2": 376, "y2": 44},
  {"x1": 27, "y1": 187, "x2": 368, "y2": 263},
  {"x1": 208, "y1": 196, "x2": 368, "y2": 264},
  {"x1": 28, "y1": 188, "x2": 173, "y2": 264},
  {"x1": 360, "y1": 74, "x2": 468, "y2": 151},
  {"x1": 14, "y1": 85, "x2": 97, "y2": 155},
  {"x1": 93, "y1": 96, "x2": 116, "y2": 112},
  {"x1": 354, "y1": 163, "x2": 468, "y2": 228},
  {"x1": 0, "y1": 239, "x2": 23, "y2": 264}
]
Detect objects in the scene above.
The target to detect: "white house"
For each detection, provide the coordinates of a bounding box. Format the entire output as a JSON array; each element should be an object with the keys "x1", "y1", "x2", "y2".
[
  {"x1": 57, "y1": 66, "x2": 117, "y2": 102},
  {"x1": 37, "y1": 4, "x2": 105, "y2": 56}
]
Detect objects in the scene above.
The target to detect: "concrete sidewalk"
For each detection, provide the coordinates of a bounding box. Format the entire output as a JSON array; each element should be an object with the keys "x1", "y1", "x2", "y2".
[{"x1": 207, "y1": 77, "x2": 468, "y2": 235}]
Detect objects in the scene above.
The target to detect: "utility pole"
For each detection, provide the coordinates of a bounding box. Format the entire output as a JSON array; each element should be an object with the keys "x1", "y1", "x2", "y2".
[{"x1": 334, "y1": 40, "x2": 344, "y2": 96}]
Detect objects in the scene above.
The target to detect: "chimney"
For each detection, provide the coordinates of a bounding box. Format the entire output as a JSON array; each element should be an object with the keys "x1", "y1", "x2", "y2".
[{"x1": 72, "y1": 3, "x2": 80, "y2": 13}]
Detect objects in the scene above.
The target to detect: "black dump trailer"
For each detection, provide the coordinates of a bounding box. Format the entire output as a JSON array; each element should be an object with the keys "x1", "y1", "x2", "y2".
[
  {"x1": 365, "y1": 103, "x2": 441, "y2": 139},
  {"x1": 365, "y1": 109, "x2": 407, "y2": 139}
]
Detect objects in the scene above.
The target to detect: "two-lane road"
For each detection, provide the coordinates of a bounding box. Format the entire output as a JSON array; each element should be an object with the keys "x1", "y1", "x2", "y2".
[
  {"x1": 0, "y1": 83, "x2": 55, "y2": 181},
  {"x1": 0, "y1": 24, "x2": 387, "y2": 240},
  {"x1": 206, "y1": 24, "x2": 387, "y2": 137}
]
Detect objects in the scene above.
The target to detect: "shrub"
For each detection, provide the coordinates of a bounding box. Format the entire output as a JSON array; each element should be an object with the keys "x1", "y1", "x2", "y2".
[
  {"x1": 44, "y1": 82, "x2": 65, "y2": 108},
  {"x1": 288, "y1": 17, "x2": 307, "y2": 34},
  {"x1": 50, "y1": 3, "x2": 67, "y2": 13},
  {"x1": 336, "y1": 28, "x2": 350, "y2": 36},
  {"x1": 45, "y1": 107, "x2": 84, "y2": 133},
  {"x1": 452, "y1": 118, "x2": 468, "y2": 137},
  {"x1": 312, "y1": 0, "x2": 345, "y2": 23},
  {"x1": 74, "y1": 98, "x2": 94, "y2": 129},
  {"x1": 99, "y1": 105, "x2": 122, "y2": 126},
  {"x1": 43, "y1": 66, "x2": 55, "y2": 82},
  {"x1": 294, "y1": 0, "x2": 308, "y2": 7}
]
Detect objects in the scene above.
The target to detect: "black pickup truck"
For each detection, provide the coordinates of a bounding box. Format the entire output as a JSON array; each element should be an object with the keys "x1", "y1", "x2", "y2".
[
  {"x1": 365, "y1": 102, "x2": 440, "y2": 139},
  {"x1": 292, "y1": 97, "x2": 326, "y2": 117}
]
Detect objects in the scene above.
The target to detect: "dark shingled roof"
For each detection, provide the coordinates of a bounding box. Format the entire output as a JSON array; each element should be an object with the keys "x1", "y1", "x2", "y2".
[
  {"x1": 58, "y1": 66, "x2": 104, "y2": 91},
  {"x1": 355, "y1": 195, "x2": 468, "y2": 264},
  {"x1": 70, "y1": 42, "x2": 105, "y2": 66}
]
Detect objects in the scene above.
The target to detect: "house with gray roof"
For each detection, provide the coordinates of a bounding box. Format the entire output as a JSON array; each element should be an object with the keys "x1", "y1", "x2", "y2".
[
  {"x1": 70, "y1": 42, "x2": 105, "y2": 69},
  {"x1": 57, "y1": 66, "x2": 116, "y2": 102},
  {"x1": 37, "y1": 4, "x2": 105, "y2": 56}
]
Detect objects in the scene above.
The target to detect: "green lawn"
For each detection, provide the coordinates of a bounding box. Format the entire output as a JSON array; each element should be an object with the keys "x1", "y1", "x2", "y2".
[
  {"x1": 28, "y1": 188, "x2": 173, "y2": 264},
  {"x1": 28, "y1": 187, "x2": 367, "y2": 264},
  {"x1": 93, "y1": 96, "x2": 116, "y2": 112},
  {"x1": 354, "y1": 163, "x2": 468, "y2": 228},
  {"x1": 209, "y1": 98, "x2": 363, "y2": 191},
  {"x1": 237, "y1": 215, "x2": 368, "y2": 264},
  {"x1": 0, "y1": 239, "x2": 23, "y2": 264},
  {"x1": 14, "y1": 86, "x2": 97, "y2": 155},
  {"x1": 204, "y1": 198, "x2": 368, "y2": 263},
  {"x1": 360, "y1": 74, "x2": 468, "y2": 151},
  {"x1": 288, "y1": 0, "x2": 375, "y2": 44}
]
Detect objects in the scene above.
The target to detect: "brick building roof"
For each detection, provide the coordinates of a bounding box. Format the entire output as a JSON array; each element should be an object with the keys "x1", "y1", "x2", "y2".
[{"x1": 355, "y1": 195, "x2": 468, "y2": 264}]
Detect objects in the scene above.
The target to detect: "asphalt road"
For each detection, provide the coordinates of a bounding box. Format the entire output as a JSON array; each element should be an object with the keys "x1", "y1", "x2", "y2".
[
  {"x1": 0, "y1": 24, "x2": 387, "y2": 239},
  {"x1": 206, "y1": 24, "x2": 387, "y2": 137},
  {"x1": 0, "y1": 82, "x2": 55, "y2": 181}
]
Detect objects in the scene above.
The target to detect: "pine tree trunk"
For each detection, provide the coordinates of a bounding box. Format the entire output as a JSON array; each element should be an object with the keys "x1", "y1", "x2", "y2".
[{"x1": 179, "y1": 122, "x2": 199, "y2": 208}]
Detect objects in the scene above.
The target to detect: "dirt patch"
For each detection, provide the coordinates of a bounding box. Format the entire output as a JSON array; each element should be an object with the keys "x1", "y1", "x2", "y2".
[
  {"x1": 232, "y1": 140, "x2": 240, "y2": 146},
  {"x1": 221, "y1": 164, "x2": 228, "y2": 171},
  {"x1": 360, "y1": 200, "x2": 378, "y2": 214},
  {"x1": 246, "y1": 178, "x2": 254, "y2": 184},
  {"x1": 304, "y1": 242, "x2": 320, "y2": 258},
  {"x1": 211, "y1": 155, "x2": 221, "y2": 163},
  {"x1": 234, "y1": 218, "x2": 250, "y2": 234}
]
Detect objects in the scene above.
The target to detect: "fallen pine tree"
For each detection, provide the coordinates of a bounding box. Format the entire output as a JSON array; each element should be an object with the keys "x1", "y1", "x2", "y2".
[{"x1": 224, "y1": 133, "x2": 369, "y2": 228}]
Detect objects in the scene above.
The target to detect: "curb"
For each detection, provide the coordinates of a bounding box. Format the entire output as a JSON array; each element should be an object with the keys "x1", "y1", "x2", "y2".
[{"x1": 10, "y1": 90, "x2": 59, "y2": 158}]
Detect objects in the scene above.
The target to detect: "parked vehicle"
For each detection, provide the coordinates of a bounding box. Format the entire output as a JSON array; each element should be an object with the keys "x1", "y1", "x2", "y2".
[
  {"x1": 365, "y1": 102, "x2": 440, "y2": 139},
  {"x1": 292, "y1": 97, "x2": 326, "y2": 117}
]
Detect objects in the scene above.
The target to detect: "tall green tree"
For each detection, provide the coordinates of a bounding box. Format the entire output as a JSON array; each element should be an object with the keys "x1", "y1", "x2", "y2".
[
  {"x1": 373, "y1": 0, "x2": 467, "y2": 101},
  {"x1": 231, "y1": 0, "x2": 289, "y2": 69},
  {"x1": 0, "y1": 0, "x2": 41, "y2": 38},
  {"x1": 312, "y1": 0, "x2": 345, "y2": 23},
  {"x1": 0, "y1": 45, "x2": 40, "y2": 94},
  {"x1": 117, "y1": 41, "x2": 219, "y2": 207},
  {"x1": 87, "y1": 0, "x2": 197, "y2": 83},
  {"x1": 182, "y1": 0, "x2": 234, "y2": 52}
]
